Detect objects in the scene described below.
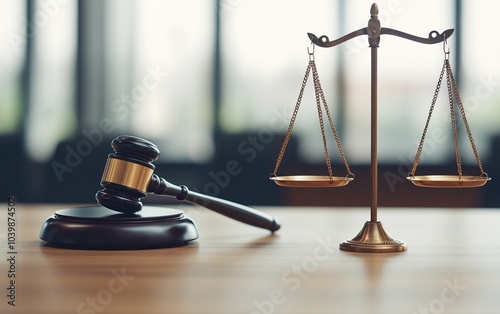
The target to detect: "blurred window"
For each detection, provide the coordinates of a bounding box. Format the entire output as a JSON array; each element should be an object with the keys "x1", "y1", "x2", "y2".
[
  {"x1": 0, "y1": 0, "x2": 25, "y2": 134},
  {"x1": 4, "y1": 0, "x2": 498, "y2": 166}
]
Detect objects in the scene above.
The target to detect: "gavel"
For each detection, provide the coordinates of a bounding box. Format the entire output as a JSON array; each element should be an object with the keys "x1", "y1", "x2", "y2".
[{"x1": 95, "y1": 135, "x2": 280, "y2": 232}]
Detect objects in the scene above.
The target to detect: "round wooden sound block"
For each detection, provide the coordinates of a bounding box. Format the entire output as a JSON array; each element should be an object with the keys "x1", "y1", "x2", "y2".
[{"x1": 40, "y1": 206, "x2": 199, "y2": 249}]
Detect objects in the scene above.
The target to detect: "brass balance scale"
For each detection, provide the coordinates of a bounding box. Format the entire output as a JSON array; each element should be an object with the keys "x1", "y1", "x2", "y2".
[{"x1": 269, "y1": 3, "x2": 490, "y2": 253}]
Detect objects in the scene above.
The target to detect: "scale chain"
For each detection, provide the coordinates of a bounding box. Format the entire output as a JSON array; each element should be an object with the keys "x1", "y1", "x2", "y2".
[
  {"x1": 410, "y1": 58, "x2": 487, "y2": 178},
  {"x1": 445, "y1": 59, "x2": 463, "y2": 177},
  {"x1": 410, "y1": 61, "x2": 446, "y2": 176},
  {"x1": 312, "y1": 60, "x2": 334, "y2": 178},
  {"x1": 311, "y1": 61, "x2": 353, "y2": 178},
  {"x1": 272, "y1": 58, "x2": 353, "y2": 179},
  {"x1": 446, "y1": 60, "x2": 487, "y2": 175},
  {"x1": 271, "y1": 61, "x2": 313, "y2": 176}
]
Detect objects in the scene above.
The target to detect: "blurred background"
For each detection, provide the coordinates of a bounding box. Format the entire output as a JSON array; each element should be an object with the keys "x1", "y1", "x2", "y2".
[{"x1": 1, "y1": 0, "x2": 499, "y2": 208}]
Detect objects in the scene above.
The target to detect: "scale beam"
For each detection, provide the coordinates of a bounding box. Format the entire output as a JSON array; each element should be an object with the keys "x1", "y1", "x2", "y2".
[
  {"x1": 308, "y1": 2, "x2": 453, "y2": 48},
  {"x1": 307, "y1": 28, "x2": 454, "y2": 48}
]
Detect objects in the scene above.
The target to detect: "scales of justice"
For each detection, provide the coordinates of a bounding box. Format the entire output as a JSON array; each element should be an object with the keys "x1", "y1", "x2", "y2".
[{"x1": 269, "y1": 3, "x2": 491, "y2": 253}]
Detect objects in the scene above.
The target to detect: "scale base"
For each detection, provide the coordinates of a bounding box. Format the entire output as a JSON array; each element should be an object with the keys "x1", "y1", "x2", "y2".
[
  {"x1": 40, "y1": 206, "x2": 199, "y2": 250},
  {"x1": 340, "y1": 221, "x2": 407, "y2": 253}
]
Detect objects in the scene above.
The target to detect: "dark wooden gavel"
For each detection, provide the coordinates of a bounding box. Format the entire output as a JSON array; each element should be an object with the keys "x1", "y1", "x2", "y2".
[{"x1": 95, "y1": 135, "x2": 280, "y2": 232}]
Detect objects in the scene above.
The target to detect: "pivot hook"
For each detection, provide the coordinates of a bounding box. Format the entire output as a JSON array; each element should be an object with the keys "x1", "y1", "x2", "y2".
[
  {"x1": 443, "y1": 34, "x2": 450, "y2": 59},
  {"x1": 308, "y1": 43, "x2": 315, "y2": 61}
]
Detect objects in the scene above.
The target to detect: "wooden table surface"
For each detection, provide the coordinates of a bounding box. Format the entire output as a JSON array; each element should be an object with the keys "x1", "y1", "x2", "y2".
[{"x1": 1, "y1": 204, "x2": 500, "y2": 314}]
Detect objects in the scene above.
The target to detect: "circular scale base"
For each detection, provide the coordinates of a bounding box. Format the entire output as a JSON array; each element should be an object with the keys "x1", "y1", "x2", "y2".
[
  {"x1": 340, "y1": 221, "x2": 407, "y2": 253},
  {"x1": 40, "y1": 206, "x2": 199, "y2": 250}
]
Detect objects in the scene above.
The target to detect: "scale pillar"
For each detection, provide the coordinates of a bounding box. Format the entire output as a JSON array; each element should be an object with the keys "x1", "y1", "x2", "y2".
[
  {"x1": 340, "y1": 3, "x2": 407, "y2": 253},
  {"x1": 369, "y1": 5, "x2": 379, "y2": 223}
]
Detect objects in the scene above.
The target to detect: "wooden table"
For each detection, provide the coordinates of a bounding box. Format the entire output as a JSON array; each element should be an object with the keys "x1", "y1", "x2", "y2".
[{"x1": 1, "y1": 204, "x2": 500, "y2": 314}]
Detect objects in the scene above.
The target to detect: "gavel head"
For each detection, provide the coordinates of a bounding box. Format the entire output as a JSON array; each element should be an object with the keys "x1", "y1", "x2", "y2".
[{"x1": 95, "y1": 135, "x2": 160, "y2": 214}]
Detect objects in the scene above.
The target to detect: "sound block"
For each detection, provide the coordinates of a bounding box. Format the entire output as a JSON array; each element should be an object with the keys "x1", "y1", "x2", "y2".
[{"x1": 40, "y1": 206, "x2": 198, "y2": 249}]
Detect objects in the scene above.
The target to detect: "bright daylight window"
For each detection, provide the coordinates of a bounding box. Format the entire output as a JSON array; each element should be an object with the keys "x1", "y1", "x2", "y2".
[
  {"x1": 25, "y1": 0, "x2": 77, "y2": 162},
  {"x1": 462, "y1": 0, "x2": 500, "y2": 162},
  {"x1": 221, "y1": 0, "x2": 339, "y2": 163},
  {"x1": 103, "y1": 0, "x2": 215, "y2": 163}
]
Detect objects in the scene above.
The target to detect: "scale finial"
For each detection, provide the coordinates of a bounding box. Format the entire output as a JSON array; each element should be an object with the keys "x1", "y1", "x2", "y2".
[
  {"x1": 370, "y1": 3, "x2": 379, "y2": 17},
  {"x1": 368, "y1": 3, "x2": 381, "y2": 47}
]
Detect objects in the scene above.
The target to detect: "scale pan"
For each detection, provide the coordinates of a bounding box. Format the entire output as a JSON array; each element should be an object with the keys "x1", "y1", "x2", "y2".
[
  {"x1": 270, "y1": 175, "x2": 353, "y2": 188},
  {"x1": 407, "y1": 175, "x2": 490, "y2": 188}
]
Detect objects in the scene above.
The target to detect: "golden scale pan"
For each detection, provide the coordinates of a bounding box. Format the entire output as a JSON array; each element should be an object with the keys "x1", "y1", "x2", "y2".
[
  {"x1": 407, "y1": 175, "x2": 489, "y2": 188},
  {"x1": 270, "y1": 175, "x2": 354, "y2": 188},
  {"x1": 270, "y1": 36, "x2": 490, "y2": 189}
]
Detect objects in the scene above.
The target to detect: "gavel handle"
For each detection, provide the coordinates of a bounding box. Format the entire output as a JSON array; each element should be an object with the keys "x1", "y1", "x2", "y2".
[
  {"x1": 183, "y1": 189, "x2": 280, "y2": 232},
  {"x1": 149, "y1": 175, "x2": 280, "y2": 232}
]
